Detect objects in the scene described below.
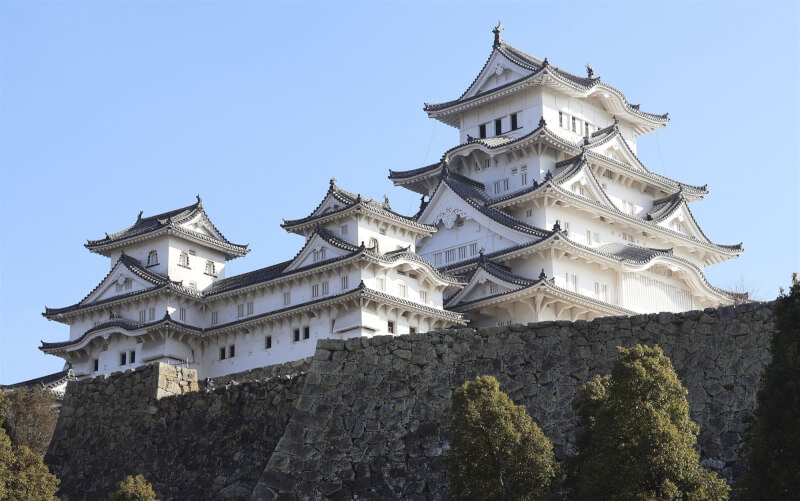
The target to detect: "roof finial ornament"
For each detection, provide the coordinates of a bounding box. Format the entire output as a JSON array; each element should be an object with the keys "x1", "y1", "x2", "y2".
[
  {"x1": 538, "y1": 116, "x2": 547, "y2": 128},
  {"x1": 585, "y1": 62, "x2": 594, "y2": 79},
  {"x1": 539, "y1": 268, "x2": 547, "y2": 280},
  {"x1": 613, "y1": 115, "x2": 619, "y2": 126},
  {"x1": 542, "y1": 57, "x2": 549, "y2": 67},
  {"x1": 544, "y1": 170, "x2": 553, "y2": 181},
  {"x1": 137, "y1": 210, "x2": 143, "y2": 221},
  {"x1": 195, "y1": 194, "x2": 202, "y2": 205},
  {"x1": 552, "y1": 220, "x2": 561, "y2": 232},
  {"x1": 492, "y1": 21, "x2": 504, "y2": 48},
  {"x1": 383, "y1": 194, "x2": 390, "y2": 205},
  {"x1": 466, "y1": 134, "x2": 474, "y2": 143},
  {"x1": 330, "y1": 177, "x2": 336, "y2": 186}
]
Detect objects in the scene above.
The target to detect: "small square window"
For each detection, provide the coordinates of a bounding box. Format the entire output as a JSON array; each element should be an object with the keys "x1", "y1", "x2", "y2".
[
  {"x1": 148, "y1": 307, "x2": 155, "y2": 320},
  {"x1": 179, "y1": 308, "x2": 186, "y2": 322},
  {"x1": 293, "y1": 328, "x2": 300, "y2": 342},
  {"x1": 219, "y1": 347, "x2": 226, "y2": 360},
  {"x1": 341, "y1": 275, "x2": 349, "y2": 290},
  {"x1": 237, "y1": 304, "x2": 245, "y2": 317},
  {"x1": 322, "y1": 281, "x2": 329, "y2": 295},
  {"x1": 129, "y1": 350, "x2": 136, "y2": 364},
  {"x1": 510, "y1": 113, "x2": 518, "y2": 130},
  {"x1": 211, "y1": 311, "x2": 218, "y2": 325},
  {"x1": 139, "y1": 310, "x2": 146, "y2": 323},
  {"x1": 303, "y1": 326, "x2": 310, "y2": 340},
  {"x1": 93, "y1": 358, "x2": 99, "y2": 372},
  {"x1": 247, "y1": 301, "x2": 254, "y2": 315},
  {"x1": 229, "y1": 345, "x2": 235, "y2": 358},
  {"x1": 409, "y1": 327, "x2": 416, "y2": 334},
  {"x1": 283, "y1": 292, "x2": 291, "y2": 306},
  {"x1": 479, "y1": 123, "x2": 487, "y2": 139},
  {"x1": 119, "y1": 352, "x2": 127, "y2": 366},
  {"x1": 388, "y1": 321, "x2": 395, "y2": 334},
  {"x1": 495, "y1": 119, "x2": 502, "y2": 136},
  {"x1": 341, "y1": 224, "x2": 348, "y2": 235},
  {"x1": 265, "y1": 336, "x2": 272, "y2": 349},
  {"x1": 420, "y1": 290, "x2": 428, "y2": 303}
]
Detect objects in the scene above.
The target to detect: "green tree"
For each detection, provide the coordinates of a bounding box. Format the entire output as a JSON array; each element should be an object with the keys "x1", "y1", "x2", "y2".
[
  {"x1": 107, "y1": 474, "x2": 160, "y2": 501},
  {"x1": 445, "y1": 375, "x2": 556, "y2": 500},
  {"x1": 2, "y1": 386, "x2": 58, "y2": 455},
  {"x1": 0, "y1": 392, "x2": 60, "y2": 501},
  {"x1": 740, "y1": 274, "x2": 800, "y2": 500},
  {"x1": 566, "y1": 344, "x2": 729, "y2": 501}
]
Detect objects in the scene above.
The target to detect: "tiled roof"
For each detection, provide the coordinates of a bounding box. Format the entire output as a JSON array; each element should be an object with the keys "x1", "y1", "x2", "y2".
[
  {"x1": 388, "y1": 162, "x2": 441, "y2": 181},
  {"x1": 424, "y1": 39, "x2": 668, "y2": 125},
  {"x1": 85, "y1": 196, "x2": 249, "y2": 258},
  {"x1": 437, "y1": 169, "x2": 550, "y2": 238},
  {"x1": 1, "y1": 369, "x2": 75, "y2": 391},
  {"x1": 581, "y1": 125, "x2": 707, "y2": 196},
  {"x1": 281, "y1": 180, "x2": 435, "y2": 233}
]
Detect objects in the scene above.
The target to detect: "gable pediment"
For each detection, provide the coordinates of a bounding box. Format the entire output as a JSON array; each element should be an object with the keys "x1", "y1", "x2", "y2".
[
  {"x1": 588, "y1": 134, "x2": 645, "y2": 171},
  {"x1": 659, "y1": 204, "x2": 706, "y2": 241},
  {"x1": 462, "y1": 51, "x2": 533, "y2": 100},
  {"x1": 283, "y1": 233, "x2": 351, "y2": 272},
  {"x1": 446, "y1": 267, "x2": 521, "y2": 307},
  {"x1": 82, "y1": 263, "x2": 159, "y2": 305}
]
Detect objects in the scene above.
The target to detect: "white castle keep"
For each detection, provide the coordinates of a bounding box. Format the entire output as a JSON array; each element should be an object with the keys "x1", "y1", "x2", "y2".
[{"x1": 42, "y1": 25, "x2": 742, "y2": 379}]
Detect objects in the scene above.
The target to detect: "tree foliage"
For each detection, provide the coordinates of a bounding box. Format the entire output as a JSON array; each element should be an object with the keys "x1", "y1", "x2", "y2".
[
  {"x1": 566, "y1": 344, "x2": 729, "y2": 501},
  {"x1": 445, "y1": 375, "x2": 556, "y2": 500},
  {"x1": 2, "y1": 385, "x2": 58, "y2": 455},
  {"x1": 107, "y1": 474, "x2": 160, "y2": 501},
  {"x1": 0, "y1": 392, "x2": 60, "y2": 501},
  {"x1": 740, "y1": 274, "x2": 800, "y2": 499}
]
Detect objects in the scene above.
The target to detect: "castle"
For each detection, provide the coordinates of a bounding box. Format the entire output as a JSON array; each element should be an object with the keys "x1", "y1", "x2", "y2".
[{"x1": 41, "y1": 25, "x2": 742, "y2": 379}]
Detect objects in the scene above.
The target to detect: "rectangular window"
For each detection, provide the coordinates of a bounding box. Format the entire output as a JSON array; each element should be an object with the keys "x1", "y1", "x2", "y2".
[
  {"x1": 622, "y1": 232, "x2": 635, "y2": 243},
  {"x1": 525, "y1": 208, "x2": 533, "y2": 218},
  {"x1": 321, "y1": 281, "x2": 329, "y2": 295},
  {"x1": 188, "y1": 281, "x2": 197, "y2": 290},
  {"x1": 586, "y1": 229, "x2": 592, "y2": 244},
  {"x1": 595, "y1": 282, "x2": 609, "y2": 301},
  {"x1": 293, "y1": 328, "x2": 300, "y2": 342},
  {"x1": 479, "y1": 123, "x2": 487, "y2": 139},
  {"x1": 571, "y1": 116, "x2": 577, "y2": 132},
  {"x1": 604, "y1": 170, "x2": 614, "y2": 179},
  {"x1": 521, "y1": 172, "x2": 527, "y2": 185},
  {"x1": 129, "y1": 350, "x2": 136, "y2": 364},
  {"x1": 179, "y1": 308, "x2": 186, "y2": 322},
  {"x1": 510, "y1": 113, "x2": 518, "y2": 130},
  {"x1": 219, "y1": 347, "x2": 226, "y2": 360},
  {"x1": 420, "y1": 290, "x2": 428, "y2": 303},
  {"x1": 559, "y1": 112, "x2": 564, "y2": 128},
  {"x1": 458, "y1": 246, "x2": 467, "y2": 259},
  {"x1": 563, "y1": 221, "x2": 571, "y2": 233},
  {"x1": 124, "y1": 278, "x2": 132, "y2": 290},
  {"x1": 120, "y1": 352, "x2": 127, "y2": 366},
  {"x1": 388, "y1": 321, "x2": 395, "y2": 334},
  {"x1": 283, "y1": 292, "x2": 291, "y2": 306},
  {"x1": 229, "y1": 345, "x2": 235, "y2": 358},
  {"x1": 93, "y1": 359, "x2": 99, "y2": 372},
  {"x1": 139, "y1": 310, "x2": 146, "y2": 323},
  {"x1": 265, "y1": 336, "x2": 272, "y2": 349},
  {"x1": 494, "y1": 181, "x2": 501, "y2": 194},
  {"x1": 593, "y1": 232, "x2": 600, "y2": 244},
  {"x1": 205, "y1": 260, "x2": 215, "y2": 276},
  {"x1": 495, "y1": 119, "x2": 502, "y2": 136},
  {"x1": 149, "y1": 307, "x2": 155, "y2": 320},
  {"x1": 211, "y1": 311, "x2": 218, "y2": 325},
  {"x1": 434, "y1": 252, "x2": 442, "y2": 266},
  {"x1": 237, "y1": 304, "x2": 245, "y2": 317},
  {"x1": 247, "y1": 301, "x2": 254, "y2": 315},
  {"x1": 469, "y1": 243, "x2": 478, "y2": 256},
  {"x1": 93, "y1": 320, "x2": 101, "y2": 327},
  {"x1": 566, "y1": 273, "x2": 578, "y2": 292},
  {"x1": 341, "y1": 224, "x2": 348, "y2": 235},
  {"x1": 303, "y1": 326, "x2": 310, "y2": 340},
  {"x1": 398, "y1": 283, "x2": 407, "y2": 298},
  {"x1": 445, "y1": 249, "x2": 456, "y2": 262},
  {"x1": 311, "y1": 284, "x2": 319, "y2": 298},
  {"x1": 512, "y1": 168, "x2": 518, "y2": 175},
  {"x1": 116, "y1": 283, "x2": 122, "y2": 292},
  {"x1": 584, "y1": 122, "x2": 589, "y2": 136},
  {"x1": 376, "y1": 277, "x2": 386, "y2": 291},
  {"x1": 409, "y1": 327, "x2": 417, "y2": 334},
  {"x1": 341, "y1": 275, "x2": 349, "y2": 290},
  {"x1": 489, "y1": 284, "x2": 499, "y2": 294}
]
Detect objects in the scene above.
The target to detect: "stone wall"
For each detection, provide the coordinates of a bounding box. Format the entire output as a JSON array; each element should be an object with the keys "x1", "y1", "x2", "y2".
[
  {"x1": 252, "y1": 302, "x2": 775, "y2": 500},
  {"x1": 47, "y1": 362, "x2": 305, "y2": 501},
  {"x1": 46, "y1": 302, "x2": 775, "y2": 500},
  {"x1": 210, "y1": 357, "x2": 312, "y2": 386}
]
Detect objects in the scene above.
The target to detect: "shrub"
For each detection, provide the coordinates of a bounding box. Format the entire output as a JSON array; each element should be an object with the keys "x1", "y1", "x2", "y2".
[
  {"x1": 107, "y1": 474, "x2": 159, "y2": 501},
  {"x1": 740, "y1": 274, "x2": 800, "y2": 499},
  {"x1": 445, "y1": 375, "x2": 556, "y2": 500},
  {"x1": 0, "y1": 392, "x2": 59, "y2": 500},
  {"x1": 566, "y1": 344, "x2": 729, "y2": 500},
  {"x1": 2, "y1": 385, "x2": 58, "y2": 455}
]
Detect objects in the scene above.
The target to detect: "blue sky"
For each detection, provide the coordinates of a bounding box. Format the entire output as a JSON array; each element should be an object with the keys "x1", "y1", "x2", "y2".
[{"x1": 1, "y1": 1, "x2": 798, "y2": 384}]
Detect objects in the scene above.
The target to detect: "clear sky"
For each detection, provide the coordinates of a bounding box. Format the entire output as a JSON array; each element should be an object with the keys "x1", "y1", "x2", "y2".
[{"x1": 1, "y1": 1, "x2": 798, "y2": 384}]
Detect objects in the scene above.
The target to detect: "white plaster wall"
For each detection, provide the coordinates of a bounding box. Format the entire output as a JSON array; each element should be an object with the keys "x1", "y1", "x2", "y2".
[
  {"x1": 460, "y1": 88, "x2": 544, "y2": 144},
  {"x1": 166, "y1": 236, "x2": 227, "y2": 290}
]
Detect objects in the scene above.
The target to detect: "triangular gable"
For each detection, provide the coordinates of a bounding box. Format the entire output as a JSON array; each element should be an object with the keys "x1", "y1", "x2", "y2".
[
  {"x1": 445, "y1": 267, "x2": 521, "y2": 307},
  {"x1": 283, "y1": 231, "x2": 353, "y2": 272},
  {"x1": 556, "y1": 162, "x2": 615, "y2": 208},
  {"x1": 657, "y1": 202, "x2": 708, "y2": 242},
  {"x1": 82, "y1": 260, "x2": 162, "y2": 305},
  {"x1": 418, "y1": 180, "x2": 535, "y2": 247},
  {"x1": 310, "y1": 191, "x2": 351, "y2": 219},
  {"x1": 176, "y1": 211, "x2": 230, "y2": 241},
  {"x1": 586, "y1": 133, "x2": 647, "y2": 172},
  {"x1": 463, "y1": 50, "x2": 531, "y2": 99}
]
